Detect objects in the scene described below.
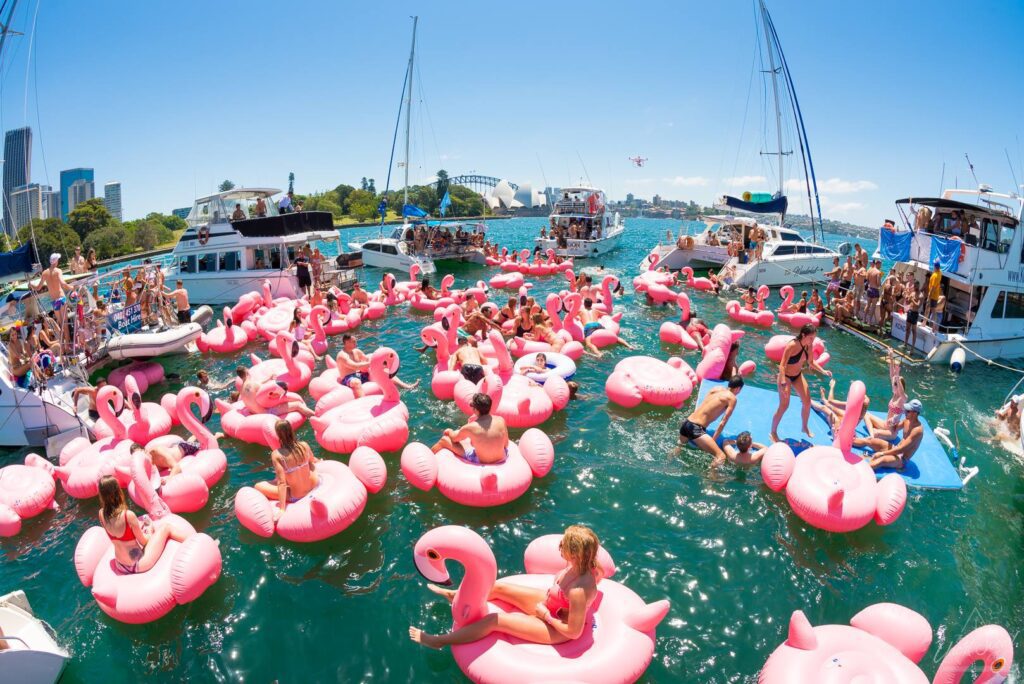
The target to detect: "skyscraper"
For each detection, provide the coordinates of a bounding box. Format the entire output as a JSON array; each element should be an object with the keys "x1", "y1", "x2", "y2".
[
  {"x1": 42, "y1": 188, "x2": 60, "y2": 219},
  {"x1": 103, "y1": 181, "x2": 122, "y2": 221},
  {"x1": 67, "y1": 178, "x2": 95, "y2": 215},
  {"x1": 10, "y1": 183, "x2": 44, "y2": 232},
  {"x1": 59, "y1": 167, "x2": 93, "y2": 220},
  {"x1": 3, "y1": 127, "x2": 32, "y2": 237}
]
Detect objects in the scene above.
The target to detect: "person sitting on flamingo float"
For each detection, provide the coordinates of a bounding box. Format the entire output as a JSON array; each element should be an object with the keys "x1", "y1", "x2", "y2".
[
  {"x1": 409, "y1": 524, "x2": 603, "y2": 649},
  {"x1": 579, "y1": 299, "x2": 634, "y2": 358},
  {"x1": 450, "y1": 337, "x2": 488, "y2": 385},
  {"x1": 252, "y1": 420, "x2": 319, "y2": 522},
  {"x1": 431, "y1": 393, "x2": 508, "y2": 465},
  {"x1": 97, "y1": 475, "x2": 188, "y2": 575}
]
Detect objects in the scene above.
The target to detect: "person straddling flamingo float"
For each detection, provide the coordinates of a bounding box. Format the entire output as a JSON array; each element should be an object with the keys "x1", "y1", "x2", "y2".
[
  {"x1": 408, "y1": 524, "x2": 669, "y2": 684},
  {"x1": 431, "y1": 393, "x2": 508, "y2": 465},
  {"x1": 577, "y1": 298, "x2": 634, "y2": 358},
  {"x1": 677, "y1": 377, "x2": 744, "y2": 469},
  {"x1": 769, "y1": 324, "x2": 832, "y2": 443}
]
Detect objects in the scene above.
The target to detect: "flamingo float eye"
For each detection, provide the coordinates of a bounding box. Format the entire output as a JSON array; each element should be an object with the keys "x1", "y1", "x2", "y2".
[
  {"x1": 131, "y1": 394, "x2": 142, "y2": 410},
  {"x1": 426, "y1": 549, "x2": 441, "y2": 560},
  {"x1": 993, "y1": 658, "x2": 1005, "y2": 671}
]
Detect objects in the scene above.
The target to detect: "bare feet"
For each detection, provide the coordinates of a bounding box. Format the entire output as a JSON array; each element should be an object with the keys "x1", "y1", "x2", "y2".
[
  {"x1": 427, "y1": 583, "x2": 456, "y2": 603},
  {"x1": 409, "y1": 627, "x2": 442, "y2": 649},
  {"x1": 769, "y1": 432, "x2": 781, "y2": 443},
  {"x1": 803, "y1": 427, "x2": 815, "y2": 439}
]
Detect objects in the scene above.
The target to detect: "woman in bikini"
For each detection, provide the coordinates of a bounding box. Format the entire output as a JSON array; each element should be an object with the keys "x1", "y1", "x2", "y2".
[
  {"x1": 770, "y1": 323, "x2": 832, "y2": 442},
  {"x1": 97, "y1": 475, "x2": 187, "y2": 575},
  {"x1": 410, "y1": 525, "x2": 603, "y2": 648},
  {"x1": 254, "y1": 420, "x2": 320, "y2": 522}
]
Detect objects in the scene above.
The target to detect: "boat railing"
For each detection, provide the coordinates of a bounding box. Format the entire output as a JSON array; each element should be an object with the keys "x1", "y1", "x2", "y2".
[{"x1": 553, "y1": 201, "x2": 589, "y2": 215}]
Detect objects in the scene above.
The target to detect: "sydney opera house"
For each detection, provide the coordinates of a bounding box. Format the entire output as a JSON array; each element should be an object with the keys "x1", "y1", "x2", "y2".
[{"x1": 482, "y1": 179, "x2": 548, "y2": 212}]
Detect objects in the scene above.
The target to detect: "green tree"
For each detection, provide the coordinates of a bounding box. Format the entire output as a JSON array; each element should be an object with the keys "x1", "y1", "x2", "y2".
[
  {"x1": 145, "y1": 212, "x2": 187, "y2": 233},
  {"x1": 83, "y1": 224, "x2": 131, "y2": 260},
  {"x1": 67, "y1": 198, "x2": 112, "y2": 240},
  {"x1": 17, "y1": 218, "x2": 80, "y2": 266},
  {"x1": 333, "y1": 183, "x2": 355, "y2": 209},
  {"x1": 288, "y1": 172, "x2": 295, "y2": 194},
  {"x1": 448, "y1": 184, "x2": 484, "y2": 217},
  {"x1": 347, "y1": 189, "x2": 379, "y2": 221},
  {"x1": 303, "y1": 191, "x2": 343, "y2": 219},
  {"x1": 367, "y1": 178, "x2": 376, "y2": 194},
  {"x1": 360, "y1": 177, "x2": 368, "y2": 191},
  {"x1": 132, "y1": 220, "x2": 161, "y2": 251},
  {"x1": 218, "y1": 180, "x2": 235, "y2": 192},
  {"x1": 0, "y1": 231, "x2": 10, "y2": 253}
]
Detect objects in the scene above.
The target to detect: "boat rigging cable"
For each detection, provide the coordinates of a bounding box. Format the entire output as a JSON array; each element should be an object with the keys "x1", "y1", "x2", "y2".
[{"x1": 378, "y1": 23, "x2": 414, "y2": 235}]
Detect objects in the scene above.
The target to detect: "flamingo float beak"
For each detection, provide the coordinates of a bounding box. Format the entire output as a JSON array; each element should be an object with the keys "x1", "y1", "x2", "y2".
[{"x1": 413, "y1": 548, "x2": 452, "y2": 586}]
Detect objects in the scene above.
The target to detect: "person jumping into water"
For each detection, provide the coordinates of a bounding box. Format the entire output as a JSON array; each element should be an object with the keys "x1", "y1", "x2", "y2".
[{"x1": 677, "y1": 376, "x2": 744, "y2": 468}]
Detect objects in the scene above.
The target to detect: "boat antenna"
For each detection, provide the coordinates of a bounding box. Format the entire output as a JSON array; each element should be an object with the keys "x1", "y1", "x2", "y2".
[
  {"x1": 379, "y1": 18, "x2": 415, "y2": 233},
  {"x1": 965, "y1": 153, "x2": 980, "y2": 188},
  {"x1": 403, "y1": 16, "x2": 418, "y2": 211},
  {"x1": 939, "y1": 162, "x2": 945, "y2": 195},
  {"x1": 576, "y1": 151, "x2": 592, "y2": 186},
  {"x1": 1005, "y1": 148, "x2": 1020, "y2": 193}
]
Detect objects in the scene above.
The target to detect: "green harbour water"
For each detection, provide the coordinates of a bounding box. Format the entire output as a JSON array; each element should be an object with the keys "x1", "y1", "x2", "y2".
[{"x1": 1, "y1": 217, "x2": 1021, "y2": 682}]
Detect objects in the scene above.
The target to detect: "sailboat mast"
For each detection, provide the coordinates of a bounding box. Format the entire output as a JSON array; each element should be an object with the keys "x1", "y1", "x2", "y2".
[
  {"x1": 403, "y1": 16, "x2": 418, "y2": 209},
  {"x1": 760, "y1": 1, "x2": 785, "y2": 203}
]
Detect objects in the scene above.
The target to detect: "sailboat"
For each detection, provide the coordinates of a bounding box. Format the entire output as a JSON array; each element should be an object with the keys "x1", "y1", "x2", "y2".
[
  {"x1": 352, "y1": 17, "x2": 488, "y2": 273},
  {"x1": 642, "y1": 1, "x2": 838, "y2": 288}
]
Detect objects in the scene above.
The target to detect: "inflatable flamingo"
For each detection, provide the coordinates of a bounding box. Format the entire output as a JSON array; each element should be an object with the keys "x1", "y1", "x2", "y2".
[
  {"x1": 695, "y1": 324, "x2": 756, "y2": 381},
  {"x1": 310, "y1": 347, "x2": 410, "y2": 454},
  {"x1": 402, "y1": 429, "x2": 554, "y2": 507},
  {"x1": 761, "y1": 380, "x2": 907, "y2": 532},
  {"x1": 229, "y1": 291, "x2": 261, "y2": 323},
  {"x1": 235, "y1": 446, "x2": 387, "y2": 543},
  {"x1": 658, "y1": 293, "x2": 700, "y2": 350},
  {"x1": 57, "y1": 386, "x2": 135, "y2": 497},
  {"x1": 632, "y1": 252, "x2": 676, "y2": 292},
  {"x1": 0, "y1": 454, "x2": 58, "y2": 536},
  {"x1": 197, "y1": 306, "x2": 249, "y2": 354},
  {"x1": 680, "y1": 266, "x2": 717, "y2": 292},
  {"x1": 395, "y1": 263, "x2": 424, "y2": 299},
  {"x1": 422, "y1": 327, "x2": 463, "y2": 400},
  {"x1": 412, "y1": 526, "x2": 669, "y2": 684},
  {"x1": 605, "y1": 356, "x2": 696, "y2": 408},
  {"x1": 305, "y1": 305, "x2": 330, "y2": 356},
  {"x1": 107, "y1": 361, "x2": 164, "y2": 395},
  {"x1": 247, "y1": 332, "x2": 312, "y2": 392},
  {"x1": 764, "y1": 335, "x2": 831, "y2": 367},
  {"x1": 726, "y1": 300, "x2": 775, "y2": 327},
  {"x1": 760, "y1": 602, "x2": 1013, "y2": 683},
  {"x1": 216, "y1": 381, "x2": 308, "y2": 449},
  {"x1": 561, "y1": 292, "x2": 624, "y2": 349},
  {"x1": 74, "y1": 452, "x2": 222, "y2": 624},
  {"x1": 129, "y1": 388, "x2": 228, "y2": 513},
  {"x1": 94, "y1": 375, "x2": 172, "y2": 445},
  {"x1": 777, "y1": 285, "x2": 822, "y2": 328}
]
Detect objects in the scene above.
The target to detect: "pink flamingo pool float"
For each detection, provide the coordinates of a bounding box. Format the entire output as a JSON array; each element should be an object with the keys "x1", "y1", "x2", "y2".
[
  {"x1": 57, "y1": 385, "x2": 134, "y2": 497},
  {"x1": 777, "y1": 285, "x2": 823, "y2": 328},
  {"x1": 760, "y1": 380, "x2": 907, "y2": 532},
  {"x1": 247, "y1": 332, "x2": 312, "y2": 392},
  {"x1": 412, "y1": 525, "x2": 669, "y2": 684},
  {"x1": 197, "y1": 306, "x2": 249, "y2": 353},
  {"x1": 760, "y1": 602, "x2": 1013, "y2": 683},
  {"x1": 695, "y1": 324, "x2": 756, "y2": 381},
  {"x1": 0, "y1": 454, "x2": 58, "y2": 536},
  {"x1": 727, "y1": 285, "x2": 775, "y2": 327},
  {"x1": 401, "y1": 429, "x2": 554, "y2": 507},
  {"x1": 94, "y1": 375, "x2": 172, "y2": 444},
  {"x1": 605, "y1": 356, "x2": 696, "y2": 408},
  {"x1": 216, "y1": 380, "x2": 308, "y2": 449},
  {"x1": 680, "y1": 266, "x2": 717, "y2": 291},
  {"x1": 310, "y1": 347, "x2": 410, "y2": 454}
]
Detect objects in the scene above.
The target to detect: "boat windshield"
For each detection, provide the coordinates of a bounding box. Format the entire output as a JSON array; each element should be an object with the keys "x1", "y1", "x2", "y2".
[{"x1": 188, "y1": 192, "x2": 280, "y2": 227}]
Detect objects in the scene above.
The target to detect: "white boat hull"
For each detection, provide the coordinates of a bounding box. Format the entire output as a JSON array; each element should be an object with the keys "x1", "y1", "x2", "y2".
[
  {"x1": 172, "y1": 271, "x2": 302, "y2": 306},
  {"x1": 107, "y1": 323, "x2": 202, "y2": 360},
  {"x1": 535, "y1": 228, "x2": 624, "y2": 259},
  {"x1": 640, "y1": 243, "x2": 729, "y2": 272},
  {"x1": 729, "y1": 254, "x2": 835, "y2": 288},
  {"x1": 0, "y1": 592, "x2": 69, "y2": 684},
  {"x1": 889, "y1": 312, "x2": 1024, "y2": 364}
]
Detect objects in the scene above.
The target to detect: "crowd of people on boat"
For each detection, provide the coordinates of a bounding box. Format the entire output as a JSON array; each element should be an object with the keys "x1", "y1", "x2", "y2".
[
  {"x1": 541, "y1": 217, "x2": 603, "y2": 245},
  {"x1": 399, "y1": 223, "x2": 485, "y2": 255}
]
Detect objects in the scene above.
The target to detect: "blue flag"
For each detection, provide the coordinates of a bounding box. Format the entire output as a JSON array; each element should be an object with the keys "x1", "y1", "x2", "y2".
[
  {"x1": 439, "y1": 191, "x2": 451, "y2": 217},
  {"x1": 403, "y1": 203, "x2": 428, "y2": 218},
  {"x1": 377, "y1": 199, "x2": 387, "y2": 218}
]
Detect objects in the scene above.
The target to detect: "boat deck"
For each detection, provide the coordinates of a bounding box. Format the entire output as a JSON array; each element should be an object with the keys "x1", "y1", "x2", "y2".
[{"x1": 821, "y1": 312, "x2": 926, "y2": 366}]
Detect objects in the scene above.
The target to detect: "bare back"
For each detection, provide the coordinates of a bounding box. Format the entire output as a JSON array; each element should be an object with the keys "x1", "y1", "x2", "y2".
[{"x1": 687, "y1": 387, "x2": 736, "y2": 426}]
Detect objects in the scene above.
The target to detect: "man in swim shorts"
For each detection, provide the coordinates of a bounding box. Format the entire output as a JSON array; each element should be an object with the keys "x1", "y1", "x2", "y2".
[
  {"x1": 336, "y1": 334, "x2": 371, "y2": 397},
  {"x1": 678, "y1": 376, "x2": 744, "y2": 468},
  {"x1": 863, "y1": 399, "x2": 924, "y2": 470},
  {"x1": 722, "y1": 431, "x2": 767, "y2": 467},
  {"x1": 864, "y1": 259, "x2": 883, "y2": 325},
  {"x1": 431, "y1": 393, "x2": 509, "y2": 464},
  {"x1": 449, "y1": 336, "x2": 486, "y2": 384}
]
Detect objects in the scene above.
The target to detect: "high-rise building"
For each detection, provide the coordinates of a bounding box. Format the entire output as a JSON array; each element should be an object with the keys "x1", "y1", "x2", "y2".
[
  {"x1": 9, "y1": 183, "x2": 52, "y2": 233},
  {"x1": 42, "y1": 188, "x2": 60, "y2": 219},
  {"x1": 103, "y1": 181, "x2": 122, "y2": 221},
  {"x1": 3, "y1": 127, "x2": 32, "y2": 237},
  {"x1": 59, "y1": 167, "x2": 93, "y2": 220},
  {"x1": 67, "y1": 178, "x2": 95, "y2": 215}
]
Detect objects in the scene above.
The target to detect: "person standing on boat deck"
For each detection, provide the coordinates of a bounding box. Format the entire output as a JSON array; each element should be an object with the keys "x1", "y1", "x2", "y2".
[
  {"x1": 32, "y1": 254, "x2": 72, "y2": 310},
  {"x1": 255, "y1": 195, "x2": 268, "y2": 218},
  {"x1": 293, "y1": 247, "x2": 312, "y2": 296},
  {"x1": 852, "y1": 261, "x2": 867, "y2": 319},
  {"x1": 677, "y1": 377, "x2": 744, "y2": 469},
  {"x1": 311, "y1": 247, "x2": 324, "y2": 286},
  {"x1": 879, "y1": 274, "x2": 897, "y2": 333},
  {"x1": 69, "y1": 246, "x2": 88, "y2": 275},
  {"x1": 824, "y1": 257, "x2": 842, "y2": 308},
  {"x1": 931, "y1": 293, "x2": 946, "y2": 332},
  {"x1": 902, "y1": 280, "x2": 922, "y2": 349},
  {"x1": 864, "y1": 259, "x2": 883, "y2": 326},
  {"x1": 770, "y1": 323, "x2": 831, "y2": 442},
  {"x1": 278, "y1": 191, "x2": 294, "y2": 214},
  {"x1": 924, "y1": 260, "x2": 943, "y2": 323},
  {"x1": 163, "y1": 280, "x2": 191, "y2": 324},
  {"x1": 86, "y1": 247, "x2": 98, "y2": 271}
]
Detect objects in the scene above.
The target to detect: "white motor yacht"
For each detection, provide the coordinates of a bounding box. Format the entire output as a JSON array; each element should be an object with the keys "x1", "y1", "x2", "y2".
[
  {"x1": 0, "y1": 591, "x2": 69, "y2": 684},
  {"x1": 535, "y1": 186, "x2": 624, "y2": 259},
  {"x1": 641, "y1": 215, "x2": 753, "y2": 271},
  {"x1": 881, "y1": 187, "x2": 1024, "y2": 364},
  {"x1": 166, "y1": 188, "x2": 355, "y2": 305}
]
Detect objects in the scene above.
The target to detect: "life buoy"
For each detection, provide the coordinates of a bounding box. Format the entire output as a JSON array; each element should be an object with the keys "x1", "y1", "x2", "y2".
[{"x1": 198, "y1": 227, "x2": 210, "y2": 245}]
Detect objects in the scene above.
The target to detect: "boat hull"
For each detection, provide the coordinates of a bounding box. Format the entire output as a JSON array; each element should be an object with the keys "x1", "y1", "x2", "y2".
[
  {"x1": 107, "y1": 323, "x2": 202, "y2": 360},
  {"x1": 535, "y1": 229, "x2": 624, "y2": 259},
  {"x1": 889, "y1": 314, "x2": 1024, "y2": 364},
  {"x1": 729, "y1": 254, "x2": 835, "y2": 288}
]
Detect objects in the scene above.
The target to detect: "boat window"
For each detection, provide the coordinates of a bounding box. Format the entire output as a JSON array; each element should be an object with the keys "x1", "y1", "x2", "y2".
[
  {"x1": 198, "y1": 253, "x2": 217, "y2": 272},
  {"x1": 991, "y1": 290, "x2": 1005, "y2": 318},
  {"x1": 363, "y1": 242, "x2": 381, "y2": 252},
  {"x1": 779, "y1": 233, "x2": 804, "y2": 242},
  {"x1": 251, "y1": 248, "x2": 267, "y2": 269},
  {"x1": 1005, "y1": 291, "x2": 1024, "y2": 319},
  {"x1": 179, "y1": 254, "x2": 197, "y2": 273},
  {"x1": 220, "y1": 251, "x2": 241, "y2": 271},
  {"x1": 772, "y1": 244, "x2": 797, "y2": 256},
  {"x1": 381, "y1": 244, "x2": 398, "y2": 255},
  {"x1": 982, "y1": 219, "x2": 1000, "y2": 251},
  {"x1": 999, "y1": 223, "x2": 1015, "y2": 255},
  {"x1": 269, "y1": 247, "x2": 282, "y2": 269}
]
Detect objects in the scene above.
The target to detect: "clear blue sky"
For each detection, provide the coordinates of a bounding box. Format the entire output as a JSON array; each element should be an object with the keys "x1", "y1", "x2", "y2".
[{"x1": 1, "y1": 0, "x2": 1022, "y2": 226}]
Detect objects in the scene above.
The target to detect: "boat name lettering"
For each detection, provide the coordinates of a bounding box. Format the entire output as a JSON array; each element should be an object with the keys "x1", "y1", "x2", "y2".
[
  {"x1": 1009, "y1": 269, "x2": 1024, "y2": 284},
  {"x1": 108, "y1": 303, "x2": 143, "y2": 335}
]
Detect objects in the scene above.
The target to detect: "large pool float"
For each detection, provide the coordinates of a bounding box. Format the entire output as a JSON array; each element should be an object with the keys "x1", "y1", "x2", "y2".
[
  {"x1": 421, "y1": 327, "x2": 463, "y2": 400},
  {"x1": 0, "y1": 454, "x2": 58, "y2": 537},
  {"x1": 234, "y1": 446, "x2": 386, "y2": 542},
  {"x1": 197, "y1": 306, "x2": 249, "y2": 353},
  {"x1": 131, "y1": 388, "x2": 228, "y2": 513},
  {"x1": 488, "y1": 271, "x2": 527, "y2": 290},
  {"x1": 727, "y1": 293, "x2": 775, "y2": 328},
  {"x1": 310, "y1": 347, "x2": 410, "y2": 454},
  {"x1": 760, "y1": 602, "x2": 1013, "y2": 683},
  {"x1": 247, "y1": 332, "x2": 311, "y2": 392},
  {"x1": 107, "y1": 360, "x2": 164, "y2": 395},
  {"x1": 57, "y1": 386, "x2": 134, "y2": 497},
  {"x1": 512, "y1": 352, "x2": 576, "y2": 384},
  {"x1": 605, "y1": 355, "x2": 696, "y2": 408},
  {"x1": 632, "y1": 252, "x2": 676, "y2": 292},
  {"x1": 412, "y1": 526, "x2": 670, "y2": 684},
  {"x1": 761, "y1": 380, "x2": 907, "y2": 532},
  {"x1": 695, "y1": 324, "x2": 756, "y2": 381},
  {"x1": 394, "y1": 263, "x2": 424, "y2": 299},
  {"x1": 73, "y1": 453, "x2": 222, "y2": 624},
  {"x1": 401, "y1": 429, "x2": 554, "y2": 507},
  {"x1": 776, "y1": 285, "x2": 823, "y2": 328},
  {"x1": 215, "y1": 381, "x2": 307, "y2": 449},
  {"x1": 94, "y1": 375, "x2": 172, "y2": 444}
]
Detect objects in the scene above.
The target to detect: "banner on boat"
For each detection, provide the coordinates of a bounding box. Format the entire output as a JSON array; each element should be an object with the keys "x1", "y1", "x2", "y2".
[
  {"x1": 403, "y1": 203, "x2": 428, "y2": 218},
  {"x1": 930, "y1": 236, "x2": 961, "y2": 272},
  {"x1": 878, "y1": 229, "x2": 912, "y2": 262},
  {"x1": 719, "y1": 194, "x2": 788, "y2": 215},
  {"x1": 108, "y1": 303, "x2": 143, "y2": 335}
]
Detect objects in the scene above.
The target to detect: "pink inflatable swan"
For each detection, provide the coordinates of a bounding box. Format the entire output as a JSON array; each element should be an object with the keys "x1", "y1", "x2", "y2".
[
  {"x1": 412, "y1": 526, "x2": 669, "y2": 684},
  {"x1": 605, "y1": 356, "x2": 696, "y2": 408},
  {"x1": 760, "y1": 602, "x2": 1013, "y2": 683},
  {"x1": 130, "y1": 388, "x2": 228, "y2": 513},
  {"x1": 0, "y1": 454, "x2": 58, "y2": 536},
  {"x1": 57, "y1": 386, "x2": 134, "y2": 497},
  {"x1": 197, "y1": 306, "x2": 249, "y2": 353},
  {"x1": 74, "y1": 452, "x2": 222, "y2": 624},
  {"x1": 94, "y1": 375, "x2": 172, "y2": 444},
  {"x1": 234, "y1": 446, "x2": 387, "y2": 542},
  {"x1": 680, "y1": 266, "x2": 717, "y2": 291},
  {"x1": 310, "y1": 347, "x2": 410, "y2": 454},
  {"x1": 760, "y1": 380, "x2": 908, "y2": 532},
  {"x1": 215, "y1": 381, "x2": 308, "y2": 449},
  {"x1": 247, "y1": 332, "x2": 312, "y2": 392},
  {"x1": 658, "y1": 293, "x2": 701, "y2": 349},
  {"x1": 695, "y1": 324, "x2": 756, "y2": 381},
  {"x1": 777, "y1": 285, "x2": 822, "y2": 328},
  {"x1": 727, "y1": 288, "x2": 775, "y2": 327},
  {"x1": 402, "y1": 429, "x2": 555, "y2": 507},
  {"x1": 764, "y1": 334, "x2": 830, "y2": 366}
]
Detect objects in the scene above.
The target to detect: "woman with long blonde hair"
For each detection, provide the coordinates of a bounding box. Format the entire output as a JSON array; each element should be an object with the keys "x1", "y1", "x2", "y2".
[{"x1": 410, "y1": 525, "x2": 603, "y2": 648}]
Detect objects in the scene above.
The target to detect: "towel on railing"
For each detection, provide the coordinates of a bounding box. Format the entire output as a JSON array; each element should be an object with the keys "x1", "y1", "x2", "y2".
[{"x1": 930, "y1": 236, "x2": 961, "y2": 272}]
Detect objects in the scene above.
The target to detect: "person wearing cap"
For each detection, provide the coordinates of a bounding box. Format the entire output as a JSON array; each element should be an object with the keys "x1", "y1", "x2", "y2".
[
  {"x1": 924, "y1": 260, "x2": 943, "y2": 322},
  {"x1": 864, "y1": 398, "x2": 924, "y2": 470},
  {"x1": 31, "y1": 254, "x2": 71, "y2": 310}
]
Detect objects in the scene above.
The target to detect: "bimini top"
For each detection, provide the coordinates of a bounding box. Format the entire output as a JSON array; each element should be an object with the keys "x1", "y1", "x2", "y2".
[
  {"x1": 193, "y1": 187, "x2": 282, "y2": 204},
  {"x1": 895, "y1": 196, "x2": 1019, "y2": 225}
]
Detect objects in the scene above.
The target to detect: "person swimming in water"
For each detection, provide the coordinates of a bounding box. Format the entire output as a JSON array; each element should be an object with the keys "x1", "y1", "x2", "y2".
[
  {"x1": 722, "y1": 431, "x2": 767, "y2": 466},
  {"x1": 410, "y1": 524, "x2": 604, "y2": 649},
  {"x1": 677, "y1": 376, "x2": 744, "y2": 468}
]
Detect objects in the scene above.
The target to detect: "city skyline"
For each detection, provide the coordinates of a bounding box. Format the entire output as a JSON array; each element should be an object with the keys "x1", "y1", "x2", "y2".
[{"x1": 0, "y1": 1, "x2": 1021, "y2": 227}]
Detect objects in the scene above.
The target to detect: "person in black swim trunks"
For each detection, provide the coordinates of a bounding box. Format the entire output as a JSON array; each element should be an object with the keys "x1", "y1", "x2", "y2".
[
  {"x1": 73, "y1": 378, "x2": 107, "y2": 420},
  {"x1": 450, "y1": 336, "x2": 487, "y2": 384},
  {"x1": 769, "y1": 323, "x2": 832, "y2": 443},
  {"x1": 293, "y1": 246, "x2": 312, "y2": 296},
  {"x1": 336, "y1": 333, "x2": 371, "y2": 396},
  {"x1": 678, "y1": 376, "x2": 743, "y2": 469}
]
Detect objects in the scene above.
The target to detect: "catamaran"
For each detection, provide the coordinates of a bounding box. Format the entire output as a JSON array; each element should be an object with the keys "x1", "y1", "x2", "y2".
[
  {"x1": 879, "y1": 186, "x2": 1024, "y2": 364},
  {"x1": 535, "y1": 185, "x2": 624, "y2": 259}
]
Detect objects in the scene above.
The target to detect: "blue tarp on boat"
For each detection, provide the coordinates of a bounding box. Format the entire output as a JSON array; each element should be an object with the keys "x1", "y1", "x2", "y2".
[
  {"x1": 929, "y1": 236, "x2": 961, "y2": 272},
  {"x1": 878, "y1": 229, "x2": 912, "y2": 262},
  {"x1": 0, "y1": 242, "x2": 34, "y2": 279},
  {"x1": 695, "y1": 380, "x2": 962, "y2": 489}
]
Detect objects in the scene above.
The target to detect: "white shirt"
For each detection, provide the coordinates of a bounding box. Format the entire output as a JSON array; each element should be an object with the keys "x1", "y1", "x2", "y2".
[{"x1": 278, "y1": 195, "x2": 292, "y2": 211}]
